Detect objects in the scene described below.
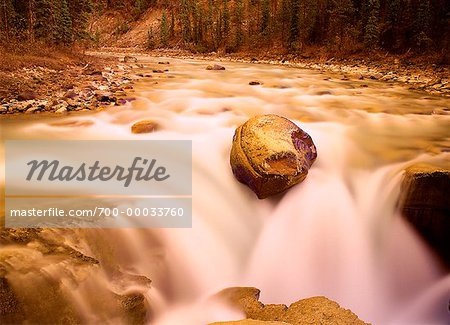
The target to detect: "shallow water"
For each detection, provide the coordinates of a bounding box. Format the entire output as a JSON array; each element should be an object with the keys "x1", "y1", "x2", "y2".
[{"x1": 1, "y1": 56, "x2": 449, "y2": 324}]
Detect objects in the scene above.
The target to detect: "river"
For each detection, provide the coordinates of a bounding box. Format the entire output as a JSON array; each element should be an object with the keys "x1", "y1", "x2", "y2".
[{"x1": 1, "y1": 55, "x2": 449, "y2": 324}]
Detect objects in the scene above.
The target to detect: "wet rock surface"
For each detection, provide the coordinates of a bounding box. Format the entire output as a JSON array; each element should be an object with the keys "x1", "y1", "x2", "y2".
[
  {"x1": 206, "y1": 64, "x2": 226, "y2": 70},
  {"x1": 211, "y1": 320, "x2": 288, "y2": 325},
  {"x1": 131, "y1": 120, "x2": 159, "y2": 134},
  {"x1": 230, "y1": 115, "x2": 317, "y2": 199},
  {"x1": 399, "y1": 164, "x2": 450, "y2": 265},
  {"x1": 0, "y1": 228, "x2": 151, "y2": 324},
  {"x1": 211, "y1": 287, "x2": 369, "y2": 325}
]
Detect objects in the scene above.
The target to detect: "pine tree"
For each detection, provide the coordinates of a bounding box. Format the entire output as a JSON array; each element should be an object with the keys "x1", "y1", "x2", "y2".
[
  {"x1": 289, "y1": 0, "x2": 301, "y2": 48},
  {"x1": 34, "y1": 0, "x2": 52, "y2": 40},
  {"x1": 160, "y1": 10, "x2": 169, "y2": 47},
  {"x1": 222, "y1": 0, "x2": 230, "y2": 42},
  {"x1": 234, "y1": 0, "x2": 244, "y2": 47},
  {"x1": 261, "y1": 0, "x2": 270, "y2": 35},
  {"x1": 180, "y1": 0, "x2": 191, "y2": 43},
  {"x1": 147, "y1": 26, "x2": 155, "y2": 49},
  {"x1": 414, "y1": 0, "x2": 432, "y2": 50},
  {"x1": 386, "y1": 0, "x2": 402, "y2": 49},
  {"x1": 170, "y1": 10, "x2": 175, "y2": 37},
  {"x1": 363, "y1": 0, "x2": 380, "y2": 49},
  {"x1": 54, "y1": 0, "x2": 73, "y2": 45}
]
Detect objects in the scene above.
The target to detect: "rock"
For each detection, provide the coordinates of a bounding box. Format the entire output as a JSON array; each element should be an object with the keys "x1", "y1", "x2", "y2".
[
  {"x1": 131, "y1": 120, "x2": 159, "y2": 134},
  {"x1": 230, "y1": 115, "x2": 317, "y2": 199},
  {"x1": 64, "y1": 91, "x2": 78, "y2": 99},
  {"x1": 25, "y1": 105, "x2": 42, "y2": 114},
  {"x1": 96, "y1": 93, "x2": 116, "y2": 103},
  {"x1": 17, "y1": 91, "x2": 37, "y2": 101},
  {"x1": 152, "y1": 70, "x2": 164, "y2": 73},
  {"x1": 120, "y1": 293, "x2": 149, "y2": 325},
  {"x1": 0, "y1": 277, "x2": 25, "y2": 324},
  {"x1": 249, "y1": 81, "x2": 262, "y2": 86},
  {"x1": 158, "y1": 61, "x2": 170, "y2": 65},
  {"x1": 124, "y1": 56, "x2": 138, "y2": 63},
  {"x1": 206, "y1": 64, "x2": 226, "y2": 71},
  {"x1": 210, "y1": 320, "x2": 287, "y2": 325},
  {"x1": 316, "y1": 90, "x2": 333, "y2": 95},
  {"x1": 212, "y1": 287, "x2": 368, "y2": 325},
  {"x1": 399, "y1": 164, "x2": 450, "y2": 265},
  {"x1": 83, "y1": 68, "x2": 102, "y2": 76},
  {"x1": 55, "y1": 105, "x2": 68, "y2": 113}
]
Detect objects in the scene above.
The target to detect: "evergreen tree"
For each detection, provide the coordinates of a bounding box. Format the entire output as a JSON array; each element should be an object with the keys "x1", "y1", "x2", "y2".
[
  {"x1": 147, "y1": 26, "x2": 155, "y2": 49},
  {"x1": 386, "y1": 0, "x2": 402, "y2": 50},
  {"x1": 160, "y1": 10, "x2": 169, "y2": 46},
  {"x1": 180, "y1": 0, "x2": 191, "y2": 43},
  {"x1": 414, "y1": 0, "x2": 432, "y2": 50},
  {"x1": 170, "y1": 10, "x2": 175, "y2": 37},
  {"x1": 261, "y1": 0, "x2": 270, "y2": 35},
  {"x1": 222, "y1": 0, "x2": 230, "y2": 42},
  {"x1": 363, "y1": 0, "x2": 380, "y2": 49},
  {"x1": 289, "y1": 0, "x2": 301, "y2": 48},
  {"x1": 34, "y1": 0, "x2": 52, "y2": 40},
  {"x1": 234, "y1": 0, "x2": 244, "y2": 47},
  {"x1": 54, "y1": 0, "x2": 73, "y2": 45}
]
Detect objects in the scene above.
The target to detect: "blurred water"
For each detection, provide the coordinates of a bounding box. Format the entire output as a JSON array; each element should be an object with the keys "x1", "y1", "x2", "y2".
[{"x1": 1, "y1": 56, "x2": 449, "y2": 324}]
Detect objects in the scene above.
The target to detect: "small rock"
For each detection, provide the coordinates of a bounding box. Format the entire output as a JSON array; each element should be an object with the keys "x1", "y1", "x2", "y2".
[
  {"x1": 96, "y1": 93, "x2": 116, "y2": 103},
  {"x1": 316, "y1": 90, "x2": 333, "y2": 96},
  {"x1": 158, "y1": 61, "x2": 170, "y2": 65},
  {"x1": 55, "y1": 106, "x2": 68, "y2": 113},
  {"x1": 25, "y1": 106, "x2": 41, "y2": 114},
  {"x1": 230, "y1": 114, "x2": 317, "y2": 199},
  {"x1": 84, "y1": 68, "x2": 102, "y2": 76},
  {"x1": 124, "y1": 56, "x2": 138, "y2": 63},
  {"x1": 152, "y1": 70, "x2": 164, "y2": 73},
  {"x1": 17, "y1": 92, "x2": 38, "y2": 101},
  {"x1": 131, "y1": 120, "x2": 159, "y2": 134},
  {"x1": 206, "y1": 64, "x2": 226, "y2": 71},
  {"x1": 64, "y1": 91, "x2": 78, "y2": 99},
  {"x1": 249, "y1": 81, "x2": 262, "y2": 86}
]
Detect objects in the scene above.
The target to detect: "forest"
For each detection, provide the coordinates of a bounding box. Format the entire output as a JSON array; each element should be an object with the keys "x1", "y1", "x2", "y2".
[{"x1": 1, "y1": 0, "x2": 449, "y2": 58}]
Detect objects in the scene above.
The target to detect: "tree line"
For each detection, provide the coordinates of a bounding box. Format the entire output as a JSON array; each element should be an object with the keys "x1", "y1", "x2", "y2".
[
  {"x1": 1, "y1": 0, "x2": 449, "y2": 57},
  {"x1": 152, "y1": 0, "x2": 449, "y2": 55}
]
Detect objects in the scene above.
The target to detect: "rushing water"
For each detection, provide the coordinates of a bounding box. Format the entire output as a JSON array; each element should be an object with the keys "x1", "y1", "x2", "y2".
[{"x1": 1, "y1": 55, "x2": 449, "y2": 324}]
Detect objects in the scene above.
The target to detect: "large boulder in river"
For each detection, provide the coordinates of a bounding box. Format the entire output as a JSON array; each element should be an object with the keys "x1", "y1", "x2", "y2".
[
  {"x1": 230, "y1": 115, "x2": 317, "y2": 199},
  {"x1": 399, "y1": 164, "x2": 450, "y2": 265},
  {"x1": 210, "y1": 287, "x2": 368, "y2": 325}
]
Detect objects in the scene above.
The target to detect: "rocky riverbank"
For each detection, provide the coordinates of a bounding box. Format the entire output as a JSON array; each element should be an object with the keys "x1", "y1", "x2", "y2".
[
  {"x1": 97, "y1": 48, "x2": 450, "y2": 98},
  {"x1": 0, "y1": 53, "x2": 139, "y2": 115}
]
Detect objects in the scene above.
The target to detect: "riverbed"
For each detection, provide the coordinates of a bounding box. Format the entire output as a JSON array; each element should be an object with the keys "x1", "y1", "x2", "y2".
[{"x1": 1, "y1": 55, "x2": 449, "y2": 324}]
